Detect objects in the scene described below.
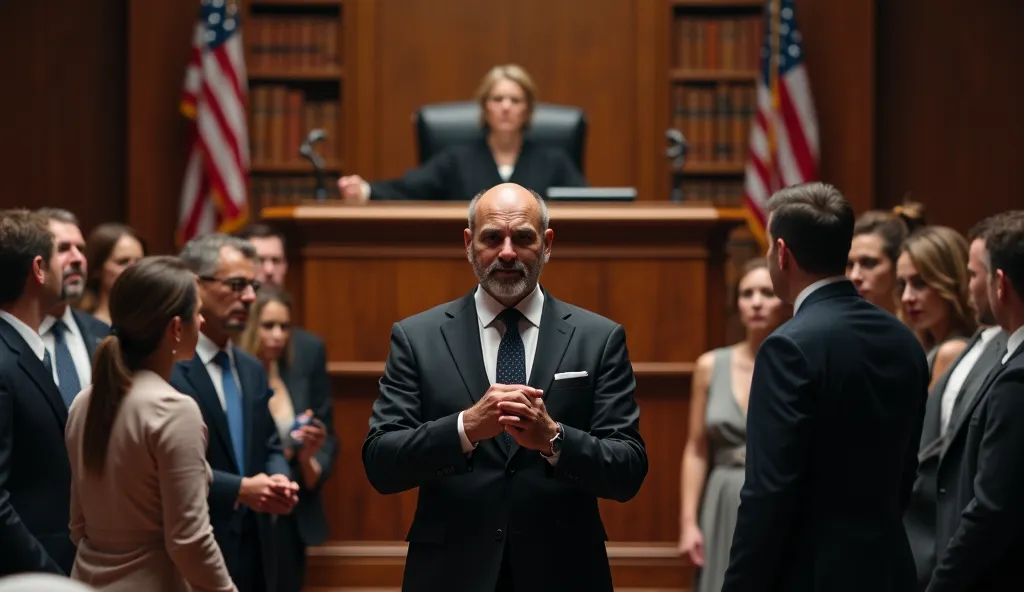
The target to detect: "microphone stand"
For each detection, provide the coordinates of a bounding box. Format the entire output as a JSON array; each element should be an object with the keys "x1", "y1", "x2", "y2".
[
  {"x1": 299, "y1": 130, "x2": 329, "y2": 202},
  {"x1": 665, "y1": 129, "x2": 688, "y2": 203}
]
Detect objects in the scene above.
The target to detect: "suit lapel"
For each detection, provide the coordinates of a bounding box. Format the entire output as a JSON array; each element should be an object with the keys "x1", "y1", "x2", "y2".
[
  {"x1": 507, "y1": 293, "x2": 575, "y2": 465},
  {"x1": 181, "y1": 354, "x2": 239, "y2": 471},
  {"x1": 71, "y1": 310, "x2": 104, "y2": 362},
  {"x1": 440, "y1": 292, "x2": 490, "y2": 406},
  {"x1": 942, "y1": 343, "x2": 1017, "y2": 464},
  {"x1": 945, "y1": 332, "x2": 1007, "y2": 444},
  {"x1": 234, "y1": 348, "x2": 260, "y2": 476},
  {"x1": 922, "y1": 330, "x2": 985, "y2": 447},
  {"x1": 18, "y1": 350, "x2": 68, "y2": 426}
]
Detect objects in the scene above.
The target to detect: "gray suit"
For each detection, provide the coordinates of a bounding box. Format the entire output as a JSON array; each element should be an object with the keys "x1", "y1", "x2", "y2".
[{"x1": 904, "y1": 328, "x2": 1007, "y2": 588}]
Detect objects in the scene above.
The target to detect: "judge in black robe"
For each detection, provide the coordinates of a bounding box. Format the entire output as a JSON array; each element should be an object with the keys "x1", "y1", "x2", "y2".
[{"x1": 368, "y1": 137, "x2": 585, "y2": 201}]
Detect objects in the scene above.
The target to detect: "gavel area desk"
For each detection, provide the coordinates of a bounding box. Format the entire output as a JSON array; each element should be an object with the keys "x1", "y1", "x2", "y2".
[{"x1": 261, "y1": 201, "x2": 746, "y2": 590}]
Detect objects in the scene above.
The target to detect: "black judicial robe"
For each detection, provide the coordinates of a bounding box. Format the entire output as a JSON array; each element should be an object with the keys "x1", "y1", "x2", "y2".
[{"x1": 368, "y1": 137, "x2": 586, "y2": 201}]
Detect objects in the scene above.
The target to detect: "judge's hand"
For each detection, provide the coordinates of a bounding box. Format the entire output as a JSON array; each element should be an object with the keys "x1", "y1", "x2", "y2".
[
  {"x1": 498, "y1": 395, "x2": 558, "y2": 452},
  {"x1": 338, "y1": 175, "x2": 368, "y2": 203},
  {"x1": 463, "y1": 384, "x2": 540, "y2": 443}
]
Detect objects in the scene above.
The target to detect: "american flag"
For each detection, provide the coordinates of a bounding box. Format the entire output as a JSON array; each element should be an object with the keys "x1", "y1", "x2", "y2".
[
  {"x1": 743, "y1": 0, "x2": 820, "y2": 243},
  {"x1": 177, "y1": 0, "x2": 250, "y2": 246}
]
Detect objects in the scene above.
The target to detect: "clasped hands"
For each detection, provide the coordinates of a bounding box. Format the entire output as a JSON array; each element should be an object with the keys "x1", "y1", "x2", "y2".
[
  {"x1": 238, "y1": 473, "x2": 299, "y2": 515},
  {"x1": 463, "y1": 384, "x2": 559, "y2": 453}
]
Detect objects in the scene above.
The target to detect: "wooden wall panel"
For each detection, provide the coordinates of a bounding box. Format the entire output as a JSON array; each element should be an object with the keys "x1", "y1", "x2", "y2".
[
  {"x1": 0, "y1": 0, "x2": 126, "y2": 232},
  {"x1": 875, "y1": 0, "x2": 1024, "y2": 229}
]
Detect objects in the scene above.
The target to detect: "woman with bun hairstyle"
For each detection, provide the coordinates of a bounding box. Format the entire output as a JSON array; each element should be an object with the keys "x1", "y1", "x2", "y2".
[
  {"x1": 846, "y1": 201, "x2": 927, "y2": 314},
  {"x1": 65, "y1": 256, "x2": 236, "y2": 591}
]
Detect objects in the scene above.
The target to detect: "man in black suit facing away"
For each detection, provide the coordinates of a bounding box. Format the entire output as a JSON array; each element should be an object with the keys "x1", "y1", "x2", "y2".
[
  {"x1": 35, "y1": 209, "x2": 110, "y2": 404},
  {"x1": 722, "y1": 182, "x2": 930, "y2": 592},
  {"x1": 906, "y1": 214, "x2": 1007, "y2": 588},
  {"x1": 172, "y1": 234, "x2": 299, "y2": 592},
  {"x1": 928, "y1": 212, "x2": 1024, "y2": 591},
  {"x1": 363, "y1": 183, "x2": 647, "y2": 592},
  {"x1": 0, "y1": 210, "x2": 75, "y2": 575}
]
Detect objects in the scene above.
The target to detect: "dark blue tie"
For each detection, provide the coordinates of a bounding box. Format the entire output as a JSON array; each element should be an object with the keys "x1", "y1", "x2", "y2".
[
  {"x1": 51, "y1": 320, "x2": 81, "y2": 407},
  {"x1": 496, "y1": 308, "x2": 526, "y2": 449},
  {"x1": 214, "y1": 351, "x2": 246, "y2": 475}
]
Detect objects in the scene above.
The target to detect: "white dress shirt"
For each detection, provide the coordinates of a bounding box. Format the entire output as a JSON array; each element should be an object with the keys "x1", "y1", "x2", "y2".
[
  {"x1": 40, "y1": 307, "x2": 92, "y2": 389},
  {"x1": 939, "y1": 326, "x2": 1002, "y2": 435},
  {"x1": 456, "y1": 285, "x2": 558, "y2": 464},
  {"x1": 793, "y1": 275, "x2": 849, "y2": 315},
  {"x1": 1004, "y1": 325, "x2": 1024, "y2": 365},
  {"x1": 195, "y1": 332, "x2": 243, "y2": 411},
  {"x1": 0, "y1": 310, "x2": 46, "y2": 361}
]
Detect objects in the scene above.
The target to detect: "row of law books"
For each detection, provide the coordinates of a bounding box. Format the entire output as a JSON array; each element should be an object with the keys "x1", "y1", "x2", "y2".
[
  {"x1": 682, "y1": 179, "x2": 745, "y2": 207},
  {"x1": 253, "y1": 176, "x2": 340, "y2": 208},
  {"x1": 673, "y1": 16, "x2": 765, "y2": 71},
  {"x1": 247, "y1": 16, "x2": 340, "y2": 70},
  {"x1": 670, "y1": 84, "x2": 755, "y2": 165},
  {"x1": 249, "y1": 85, "x2": 340, "y2": 167}
]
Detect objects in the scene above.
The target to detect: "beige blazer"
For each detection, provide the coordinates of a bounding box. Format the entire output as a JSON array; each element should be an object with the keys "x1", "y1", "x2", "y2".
[{"x1": 65, "y1": 370, "x2": 236, "y2": 592}]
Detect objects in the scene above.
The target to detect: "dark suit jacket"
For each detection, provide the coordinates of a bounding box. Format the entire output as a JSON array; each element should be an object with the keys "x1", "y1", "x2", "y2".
[
  {"x1": 0, "y1": 317, "x2": 75, "y2": 575},
  {"x1": 362, "y1": 288, "x2": 647, "y2": 592},
  {"x1": 722, "y1": 280, "x2": 930, "y2": 592},
  {"x1": 905, "y1": 328, "x2": 1006, "y2": 588},
  {"x1": 170, "y1": 346, "x2": 291, "y2": 590},
  {"x1": 369, "y1": 137, "x2": 586, "y2": 201},
  {"x1": 927, "y1": 339, "x2": 1024, "y2": 592},
  {"x1": 70, "y1": 308, "x2": 110, "y2": 364},
  {"x1": 275, "y1": 327, "x2": 338, "y2": 592}
]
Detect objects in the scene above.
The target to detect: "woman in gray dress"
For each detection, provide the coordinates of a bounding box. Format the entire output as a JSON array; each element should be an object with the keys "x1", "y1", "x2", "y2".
[{"x1": 678, "y1": 258, "x2": 789, "y2": 592}]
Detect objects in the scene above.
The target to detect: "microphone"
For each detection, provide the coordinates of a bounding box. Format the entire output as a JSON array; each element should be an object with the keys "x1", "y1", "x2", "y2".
[
  {"x1": 298, "y1": 129, "x2": 328, "y2": 202},
  {"x1": 665, "y1": 129, "x2": 688, "y2": 202}
]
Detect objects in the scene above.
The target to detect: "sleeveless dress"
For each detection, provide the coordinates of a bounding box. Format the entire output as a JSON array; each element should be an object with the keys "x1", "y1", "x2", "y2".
[{"x1": 695, "y1": 347, "x2": 748, "y2": 592}]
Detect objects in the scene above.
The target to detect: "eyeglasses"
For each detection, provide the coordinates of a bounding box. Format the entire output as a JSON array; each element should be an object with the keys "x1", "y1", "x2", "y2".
[{"x1": 198, "y1": 275, "x2": 261, "y2": 293}]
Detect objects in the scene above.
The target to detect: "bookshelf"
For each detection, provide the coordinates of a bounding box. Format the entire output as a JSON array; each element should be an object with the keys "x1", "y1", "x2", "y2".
[
  {"x1": 669, "y1": 0, "x2": 763, "y2": 207},
  {"x1": 242, "y1": 0, "x2": 346, "y2": 210}
]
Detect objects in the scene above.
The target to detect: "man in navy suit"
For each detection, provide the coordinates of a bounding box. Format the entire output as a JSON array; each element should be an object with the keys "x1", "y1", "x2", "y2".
[
  {"x1": 0, "y1": 210, "x2": 75, "y2": 575},
  {"x1": 34, "y1": 209, "x2": 110, "y2": 405},
  {"x1": 928, "y1": 212, "x2": 1024, "y2": 591},
  {"x1": 172, "y1": 233, "x2": 299, "y2": 592},
  {"x1": 722, "y1": 182, "x2": 930, "y2": 592}
]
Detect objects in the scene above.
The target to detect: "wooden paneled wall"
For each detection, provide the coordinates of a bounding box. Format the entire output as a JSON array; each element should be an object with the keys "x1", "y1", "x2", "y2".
[
  {"x1": 0, "y1": 0, "x2": 126, "y2": 234},
  {"x1": 875, "y1": 0, "x2": 1024, "y2": 231}
]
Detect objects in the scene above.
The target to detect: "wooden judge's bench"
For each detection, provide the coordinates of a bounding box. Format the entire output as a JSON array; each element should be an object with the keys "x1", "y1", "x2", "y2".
[{"x1": 261, "y1": 201, "x2": 748, "y2": 591}]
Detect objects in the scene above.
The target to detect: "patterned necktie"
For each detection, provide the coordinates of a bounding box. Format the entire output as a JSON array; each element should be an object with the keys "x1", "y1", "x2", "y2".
[
  {"x1": 496, "y1": 308, "x2": 526, "y2": 449},
  {"x1": 51, "y1": 320, "x2": 81, "y2": 408},
  {"x1": 214, "y1": 351, "x2": 246, "y2": 474}
]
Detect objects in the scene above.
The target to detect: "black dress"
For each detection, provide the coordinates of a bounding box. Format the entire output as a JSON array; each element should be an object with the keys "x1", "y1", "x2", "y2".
[{"x1": 369, "y1": 137, "x2": 586, "y2": 200}]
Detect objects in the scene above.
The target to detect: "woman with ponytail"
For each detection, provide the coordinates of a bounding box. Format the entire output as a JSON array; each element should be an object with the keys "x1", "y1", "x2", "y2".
[{"x1": 64, "y1": 256, "x2": 236, "y2": 591}]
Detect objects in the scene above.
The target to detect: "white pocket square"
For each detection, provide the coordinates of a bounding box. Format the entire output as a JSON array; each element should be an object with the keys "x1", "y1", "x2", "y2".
[{"x1": 554, "y1": 371, "x2": 588, "y2": 380}]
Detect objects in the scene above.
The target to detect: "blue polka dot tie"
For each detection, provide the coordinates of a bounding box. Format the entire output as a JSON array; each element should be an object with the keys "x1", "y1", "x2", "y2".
[{"x1": 496, "y1": 308, "x2": 525, "y2": 449}]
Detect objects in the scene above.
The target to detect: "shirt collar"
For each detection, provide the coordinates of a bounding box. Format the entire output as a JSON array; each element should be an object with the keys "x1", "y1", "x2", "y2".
[
  {"x1": 793, "y1": 275, "x2": 848, "y2": 315},
  {"x1": 1006, "y1": 324, "x2": 1024, "y2": 362},
  {"x1": 196, "y1": 331, "x2": 233, "y2": 366},
  {"x1": 475, "y1": 284, "x2": 544, "y2": 330},
  {"x1": 0, "y1": 310, "x2": 46, "y2": 361},
  {"x1": 39, "y1": 306, "x2": 79, "y2": 338},
  {"x1": 979, "y1": 325, "x2": 1003, "y2": 343}
]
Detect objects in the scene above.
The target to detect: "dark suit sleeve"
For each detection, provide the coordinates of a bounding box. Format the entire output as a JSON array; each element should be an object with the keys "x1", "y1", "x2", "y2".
[
  {"x1": 0, "y1": 379, "x2": 64, "y2": 575},
  {"x1": 552, "y1": 149, "x2": 587, "y2": 187},
  {"x1": 208, "y1": 470, "x2": 244, "y2": 515},
  {"x1": 555, "y1": 324, "x2": 647, "y2": 502},
  {"x1": 722, "y1": 334, "x2": 813, "y2": 592},
  {"x1": 927, "y1": 368, "x2": 1024, "y2": 592},
  {"x1": 902, "y1": 364, "x2": 929, "y2": 514},
  {"x1": 369, "y1": 150, "x2": 455, "y2": 201},
  {"x1": 362, "y1": 322, "x2": 470, "y2": 494}
]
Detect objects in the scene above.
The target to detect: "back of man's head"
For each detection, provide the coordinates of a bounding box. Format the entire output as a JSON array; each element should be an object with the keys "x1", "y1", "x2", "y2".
[
  {"x1": 767, "y1": 182, "x2": 855, "y2": 276},
  {"x1": 0, "y1": 209, "x2": 54, "y2": 305},
  {"x1": 179, "y1": 233, "x2": 256, "y2": 276},
  {"x1": 986, "y1": 212, "x2": 1024, "y2": 304}
]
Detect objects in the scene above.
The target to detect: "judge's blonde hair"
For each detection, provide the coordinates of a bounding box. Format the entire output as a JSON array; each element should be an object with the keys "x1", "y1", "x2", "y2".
[{"x1": 474, "y1": 64, "x2": 537, "y2": 130}]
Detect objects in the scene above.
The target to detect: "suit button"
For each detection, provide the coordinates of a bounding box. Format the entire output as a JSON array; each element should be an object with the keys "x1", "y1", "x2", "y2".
[
  {"x1": 494, "y1": 529, "x2": 504, "y2": 541},
  {"x1": 938, "y1": 487, "x2": 947, "y2": 496},
  {"x1": 507, "y1": 467, "x2": 515, "y2": 474}
]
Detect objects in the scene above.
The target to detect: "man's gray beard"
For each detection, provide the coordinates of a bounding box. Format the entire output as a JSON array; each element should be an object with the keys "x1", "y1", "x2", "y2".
[
  {"x1": 61, "y1": 284, "x2": 84, "y2": 302},
  {"x1": 472, "y1": 250, "x2": 545, "y2": 304}
]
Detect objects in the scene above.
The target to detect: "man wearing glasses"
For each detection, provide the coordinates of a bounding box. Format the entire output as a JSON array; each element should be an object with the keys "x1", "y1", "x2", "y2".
[{"x1": 172, "y1": 233, "x2": 299, "y2": 592}]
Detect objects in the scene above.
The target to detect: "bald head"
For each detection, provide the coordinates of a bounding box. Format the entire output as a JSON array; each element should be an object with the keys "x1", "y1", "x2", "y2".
[
  {"x1": 468, "y1": 183, "x2": 549, "y2": 235},
  {"x1": 465, "y1": 183, "x2": 553, "y2": 307}
]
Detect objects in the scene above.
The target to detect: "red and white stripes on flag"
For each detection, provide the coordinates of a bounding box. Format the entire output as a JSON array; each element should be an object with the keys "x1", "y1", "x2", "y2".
[
  {"x1": 177, "y1": 0, "x2": 250, "y2": 247},
  {"x1": 743, "y1": 0, "x2": 820, "y2": 244}
]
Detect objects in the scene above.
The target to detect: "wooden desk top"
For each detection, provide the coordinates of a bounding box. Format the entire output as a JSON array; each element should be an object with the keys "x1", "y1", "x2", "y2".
[{"x1": 262, "y1": 201, "x2": 749, "y2": 224}]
